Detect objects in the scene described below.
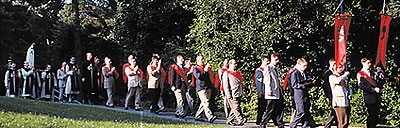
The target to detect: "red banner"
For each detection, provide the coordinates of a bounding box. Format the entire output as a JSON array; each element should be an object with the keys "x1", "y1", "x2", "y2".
[
  {"x1": 334, "y1": 14, "x2": 352, "y2": 68},
  {"x1": 375, "y1": 14, "x2": 391, "y2": 69}
]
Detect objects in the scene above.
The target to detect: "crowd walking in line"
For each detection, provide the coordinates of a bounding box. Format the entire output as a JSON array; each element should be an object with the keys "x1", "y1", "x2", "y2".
[{"x1": 4, "y1": 49, "x2": 385, "y2": 128}]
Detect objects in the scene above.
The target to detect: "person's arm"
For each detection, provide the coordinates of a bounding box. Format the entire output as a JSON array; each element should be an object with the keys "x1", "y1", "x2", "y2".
[
  {"x1": 255, "y1": 70, "x2": 264, "y2": 96},
  {"x1": 291, "y1": 71, "x2": 304, "y2": 89},
  {"x1": 222, "y1": 72, "x2": 231, "y2": 98},
  {"x1": 4, "y1": 71, "x2": 9, "y2": 88},
  {"x1": 170, "y1": 67, "x2": 176, "y2": 88}
]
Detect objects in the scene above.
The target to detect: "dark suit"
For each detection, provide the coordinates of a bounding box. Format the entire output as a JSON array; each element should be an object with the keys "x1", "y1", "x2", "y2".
[
  {"x1": 255, "y1": 69, "x2": 267, "y2": 125},
  {"x1": 289, "y1": 70, "x2": 312, "y2": 128},
  {"x1": 322, "y1": 69, "x2": 337, "y2": 127},
  {"x1": 358, "y1": 70, "x2": 384, "y2": 128}
]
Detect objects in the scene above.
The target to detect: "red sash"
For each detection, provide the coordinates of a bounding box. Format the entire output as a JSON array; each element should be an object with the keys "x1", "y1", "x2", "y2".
[
  {"x1": 192, "y1": 65, "x2": 214, "y2": 87},
  {"x1": 126, "y1": 66, "x2": 143, "y2": 81},
  {"x1": 214, "y1": 67, "x2": 227, "y2": 91},
  {"x1": 59, "y1": 68, "x2": 65, "y2": 73},
  {"x1": 227, "y1": 70, "x2": 244, "y2": 87},
  {"x1": 282, "y1": 68, "x2": 297, "y2": 91},
  {"x1": 252, "y1": 67, "x2": 264, "y2": 87},
  {"x1": 358, "y1": 71, "x2": 377, "y2": 87},
  {"x1": 101, "y1": 66, "x2": 112, "y2": 84},
  {"x1": 168, "y1": 64, "x2": 187, "y2": 85},
  {"x1": 122, "y1": 63, "x2": 130, "y2": 84}
]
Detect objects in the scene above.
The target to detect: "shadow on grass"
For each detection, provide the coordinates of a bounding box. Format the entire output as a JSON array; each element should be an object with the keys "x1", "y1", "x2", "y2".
[{"x1": 0, "y1": 96, "x2": 186, "y2": 125}]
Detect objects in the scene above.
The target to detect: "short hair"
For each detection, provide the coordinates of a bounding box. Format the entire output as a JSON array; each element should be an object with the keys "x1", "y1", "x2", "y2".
[
  {"x1": 176, "y1": 54, "x2": 184, "y2": 59},
  {"x1": 329, "y1": 58, "x2": 335, "y2": 64},
  {"x1": 152, "y1": 53, "x2": 160, "y2": 60},
  {"x1": 270, "y1": 52, "x2": 279, "y2": 59},
  {"x1": 297, "y1": 58, "x2": 308, "y2": 64},
  {"x1": 261, "y1": 54, "x2": 269, "y2": 61},
  {"x1": 361, "y1": 58, "x2": 369, "y2": 64},
  {"x1": 228, "y1": 59, "x2": 236, "y2": 64}
]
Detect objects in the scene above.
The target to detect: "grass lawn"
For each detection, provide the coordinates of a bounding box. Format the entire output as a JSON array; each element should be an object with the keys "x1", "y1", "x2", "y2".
[{"x1": 0, "y1": 97, "x2": 221, "y2": 128}]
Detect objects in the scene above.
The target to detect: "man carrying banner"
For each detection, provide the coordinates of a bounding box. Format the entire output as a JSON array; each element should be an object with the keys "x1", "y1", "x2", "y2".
[{"x1": 357, "y1": 58, "x2": 385, "y2": 128}]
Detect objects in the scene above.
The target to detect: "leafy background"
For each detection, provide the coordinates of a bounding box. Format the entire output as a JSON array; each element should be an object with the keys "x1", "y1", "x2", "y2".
[{"x1": 0, "y1": 0, "x2": 400, "y2": 126}]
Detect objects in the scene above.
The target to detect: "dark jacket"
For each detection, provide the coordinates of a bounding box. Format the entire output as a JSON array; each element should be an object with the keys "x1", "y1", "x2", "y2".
[
  {"x1": 357, "y1": 70, "x2": 384, "y2": 104},
  {"x1": 322, "y1": 69, "x2": 333, "y2": 101},
  {"x1": 170, "y1": 65, "x2": 186, "y2": 90},
  {"x1": 193, "y1": 66, "x2": 212, "y2": 91},
  {"x1": 291, "y1": 70, "x2": 309, "y2": 103}
]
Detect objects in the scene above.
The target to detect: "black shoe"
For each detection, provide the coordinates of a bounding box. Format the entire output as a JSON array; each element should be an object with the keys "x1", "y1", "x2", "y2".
[
  {"x1": 238, "y1": 118, "x2": 247, "y2": 126},
  {"x1": 135, "y1": 108, "x2": 143, "y2": 111},
  {"x1": 209, "y1": 116, "x2": 217, "y2": 123},
  {"x1": 227, "y1": 121, "x2": 239, "y2": 126},
  {"x1": 124, "y1": 107, "x2": 129, "y2": 110}
]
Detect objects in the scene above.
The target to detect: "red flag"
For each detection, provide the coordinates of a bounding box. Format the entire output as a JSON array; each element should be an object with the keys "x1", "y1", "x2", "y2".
[
  {"x1": 334, "y1": 14, "x2": 352, "y2": 68},
  {"x1": 375, "y1": 14, "x2": 391, "y2": 69}
]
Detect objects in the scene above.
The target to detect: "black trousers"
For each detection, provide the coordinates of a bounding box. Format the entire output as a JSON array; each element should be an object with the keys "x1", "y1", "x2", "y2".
[
  {"x1": 149, "y1": 88, "x2": 161, "y2": 112},
  {"x1": 366, "y1": 102, "x2": 380, "y2": 128},
  {"x1": 256, "y1": 97, "x2": 267, "y2": 124},
  {"x1": 261, "y1": 98, "x2": 284, "y2": 128}
]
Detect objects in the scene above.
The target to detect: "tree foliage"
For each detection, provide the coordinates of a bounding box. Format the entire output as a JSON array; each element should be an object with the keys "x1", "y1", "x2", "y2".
[{"x1": 1, "y1": 0, "x2": 400, "y2": 126}]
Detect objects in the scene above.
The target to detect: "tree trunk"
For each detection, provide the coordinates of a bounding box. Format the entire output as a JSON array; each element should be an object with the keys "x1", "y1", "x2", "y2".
[{"x1": 72, "y1": 0, "x2": 82, "y2": 65}]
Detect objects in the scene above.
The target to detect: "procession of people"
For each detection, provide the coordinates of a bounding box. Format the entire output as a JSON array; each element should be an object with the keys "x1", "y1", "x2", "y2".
[{"x1": 3, "y1": 48, "x2": 386, "y2": 128}]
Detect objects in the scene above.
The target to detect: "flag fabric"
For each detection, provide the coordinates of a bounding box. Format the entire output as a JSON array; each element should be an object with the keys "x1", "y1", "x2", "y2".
[
  {"x1": 334, "y1": 14, "x2": 352, "y2": 68},
  {"x1": 375, "y1": 14, "x2": 391, "y2": 69}
]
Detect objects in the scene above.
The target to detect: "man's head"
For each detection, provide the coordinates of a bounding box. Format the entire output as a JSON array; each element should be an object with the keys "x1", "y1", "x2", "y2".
[
  {"x1": 296, "y1": 58, "x2": 308, "y2": 71},
  {"x1": 176, "y1": 54, "x2": 184, "y2": 65},
  {"x1": 151, "y1": 54, "x2": 160, "y2": 65},
  {"x1": 94, "y1": 56, "x2": 100, "y2": 64},
  {"x1": 46, "y1": 65, "x2": 52, "y2": 71},
  {"x1": 86, "y1": 52, "x2": 93, "y2": 61},
  {"x1": 270, "y1": 52, "x2": 279, "y2": 66},
  {"x1": 105, "y1": 57, "x2": 112, "y2": 65},
  {"x1": 328, "y1": 58, "x2": 335, "y2": 69},
  {"x1": 261, "y1": 54, "x2": 269, "y2": 66},
  {"x1": 184, "y1": 60, "x2": 191, "y2": 68},
  {"x1": 361, "y1": 58, "x2": 371, "y2": 70},
  {"x1": 61, "y1": 62, "x2": 67, "y2": 68},
  {"x1": 129, "y1": 56, "x2": 137, "y2": 66},
  {"x1": 9, "y1": 62, "x2": 16, "y2": 69},
  {"x1": 196, "y1": 56, "x2": 205, "y2": 66},
  {"x1": 70, "y1": 55, "x2": 76, "y2": 64},
  {"x1": 228, "y1": 59, "x2": 237, "y2": 70},
  {"x1": 24, "y1": 61, "x2": 29, "y2": 68}
]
